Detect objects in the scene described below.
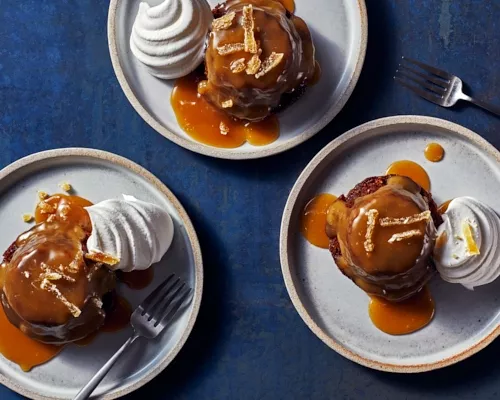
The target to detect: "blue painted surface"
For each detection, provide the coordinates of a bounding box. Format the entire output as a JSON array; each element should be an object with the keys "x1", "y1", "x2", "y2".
[{"x1": 1, "y1": 0, "x2": 500, "y2": 399}]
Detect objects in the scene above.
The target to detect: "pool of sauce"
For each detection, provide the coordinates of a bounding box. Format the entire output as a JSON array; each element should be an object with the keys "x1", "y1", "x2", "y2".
[
  {"x1": 171, "y1": 72, "x2": 279, "y2": 148},
  {"x1": 300, "y1": 194, "x2": 337, "y2": 248},
  {"x1": 368, "y1": 286, "x2": 435, "y2": 335},
  {"x1": 386, "y1": 160, "x2": 431, "y2": 192},
  {"x1": 424, "y1": 143, "x2": 445, "y2": 162},
  {"x1": 0, "y1": 289, "x2": 61, "y2": 371}
]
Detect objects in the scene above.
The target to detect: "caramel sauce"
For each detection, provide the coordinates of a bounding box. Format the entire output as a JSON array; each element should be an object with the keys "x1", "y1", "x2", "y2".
[
  {"x1": 368, "y1": 286, "x2": 435, "y2": 335},
  {"x1": 329, "y1": 179, "x2": 428, "y2": 276},
  {"x1": 35, "y1": 194, "x2": 93, "y2": 228},
  {"x1": 438, "y1": 199, "x2": 453, "y2": 214},
  {"x1": 171, "y1": 73, "x2": 279, "y2": 148},
  {"x1": 0, "y1": 295, "x2": 61, "y2": 371},
  {"x1": 102, "y1": 294, "x2": 132, "y2": 332},
  {"x1": 117, "y1": 269, "x2": 154, "y2": 290},
  {"x1": 300, "y1": 194, "x2": 337, "y2": 248},
  {"x1": 277, "y1": 0, "x2": 295, "y2": 13},
  {"x1": 75, "y1": 293, "x2": 132, "y2": 346},
  {"x1": 386, "y1": 160, "x2": 431, "y2": 192},
  {"x1": 424, "y1": 143, "x2": 445, "y2": 162}
]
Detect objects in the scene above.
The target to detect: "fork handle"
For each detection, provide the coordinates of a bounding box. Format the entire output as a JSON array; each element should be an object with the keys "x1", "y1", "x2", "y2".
[
  {"x1": 73, "y1": 334, "x2": 139, "y2": 400},
  {"x1": 466, "y1": 96, "x2": 500, "y2": 117}
]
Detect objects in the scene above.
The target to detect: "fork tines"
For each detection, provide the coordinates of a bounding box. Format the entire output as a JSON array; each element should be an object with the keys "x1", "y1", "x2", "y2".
[
  {"x1": 394, "y1": 56, "x2": 451, "y2": 103},
  {"x1": 139, "y1": 273, "x2": 192, "y2": 326}
]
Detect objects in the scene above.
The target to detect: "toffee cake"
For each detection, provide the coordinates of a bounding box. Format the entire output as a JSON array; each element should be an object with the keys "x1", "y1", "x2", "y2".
[
  {"x1": 326, "y1": 175, "x2": 443, "y2": 302},
  {"x1": 0, "y1": 195, "x2": 116, "y2": 344},
  {"x1": 199, "y1": 0, "x2": 316, "y2": 121}
]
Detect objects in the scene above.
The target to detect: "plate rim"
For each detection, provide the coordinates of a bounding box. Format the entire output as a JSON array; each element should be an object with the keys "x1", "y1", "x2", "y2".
[
  {"x1": 0, "y1": 148, "x2": 204, "y2": 399},
  {"x1": 107, "y1": 0, "x2": 368, "y2": 160},
  {"x1": 279, "y1": 115, "x2": 500, "y2": 373}
]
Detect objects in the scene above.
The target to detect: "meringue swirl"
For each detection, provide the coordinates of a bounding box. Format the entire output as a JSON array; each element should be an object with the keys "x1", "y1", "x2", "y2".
[
  {"x1": 86, "y1": 195, "x2": 174, "y2": 272},
  {"x1": 130, "y1": 0, "x2": 213, "y2": 79},
  {"x1": 434, "y1": 197, "x2": 500, "y2": 289}
]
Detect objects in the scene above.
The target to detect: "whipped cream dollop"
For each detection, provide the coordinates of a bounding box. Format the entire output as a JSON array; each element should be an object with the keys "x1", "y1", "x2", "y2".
[
  {"x1": 86, "y1": 195, "x2": 174, "y2": 272},
  {"x1": 434, "y1": 197, "x2": 500, "y2": 289},
  {"x1": 130, "y1": 0, "x2": 213, "y2": 79}
]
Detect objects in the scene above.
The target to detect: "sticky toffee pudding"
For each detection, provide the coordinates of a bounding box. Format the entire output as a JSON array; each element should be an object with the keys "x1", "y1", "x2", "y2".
[
  {"x1": 171, "y1": 0, "x2": 317, "y2": 148},
  {"x1": 0, "y1": 190, "x2": 164, "y2": 370}
]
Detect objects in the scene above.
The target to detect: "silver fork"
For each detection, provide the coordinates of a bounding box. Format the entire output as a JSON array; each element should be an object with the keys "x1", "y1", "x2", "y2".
[
  {"x1": 394, "y1": 56, "x2": 500, "y2": 116},
  {"x1": 74, "y1": 273, "x2": 192, "y2": 400}
]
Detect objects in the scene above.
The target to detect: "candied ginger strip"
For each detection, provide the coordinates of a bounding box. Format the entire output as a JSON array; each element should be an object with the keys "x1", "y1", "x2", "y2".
[{"x1": 364, "y1": 209, "x2": 379, "y2": 252}]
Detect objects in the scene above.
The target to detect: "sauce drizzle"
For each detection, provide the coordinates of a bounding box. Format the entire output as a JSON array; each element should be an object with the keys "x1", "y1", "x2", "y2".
[
  {"x1": 424, "y1": 143, "x2": 445, "y2": 162},
  {"x1": 368, "y1": 286, "x2": 435, "y2": 335},
  {"x1": 0, "y1": 294, "x2": 61, "y2": 371},
  {"x1": 300, "y1": 194, "x2": 337, "y2": 248},
  {"x1": 171, "y1": 73, "x2": 279, "y2": 148},
  {"x1": 386, "y1": 160, "x2": 431, "y2": 192}
]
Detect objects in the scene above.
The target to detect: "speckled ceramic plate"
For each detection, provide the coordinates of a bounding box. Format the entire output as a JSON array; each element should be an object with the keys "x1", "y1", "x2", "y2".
[
  {"x1": 107, "y1": 0, "x2": 367, "y2": 159},
  {"x1": 0, "y1": 148, "x2": 203, "y2": 398},
  {"x1": 280, "y1": 116, "x2": 500, "y2": 373}
]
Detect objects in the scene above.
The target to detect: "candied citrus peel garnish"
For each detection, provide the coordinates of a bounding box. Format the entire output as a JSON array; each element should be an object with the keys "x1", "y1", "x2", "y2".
[{"x1": 462, "y1": 221, "x2": 480, "y2": 255}]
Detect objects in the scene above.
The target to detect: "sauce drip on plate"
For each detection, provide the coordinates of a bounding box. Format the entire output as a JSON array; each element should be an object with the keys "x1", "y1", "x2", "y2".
[
  {"x1": 171, "y1": 72, "x2": 279, "y2": 148},
  {"x1": 369, "y1": 286, "x2": 435, "y2": 335},
  {"x1": 424, "y1": 143, "x2": 445, "y2": 162},
  {"x1": 386, "y1": 160, "x2": 431, "y2": 191},
  {"x1": 300, "y1": 194, "x2": 337, "y2": 248},
  {"x1": 0, "y1": 286, "x2": 61, "y2": 371}
]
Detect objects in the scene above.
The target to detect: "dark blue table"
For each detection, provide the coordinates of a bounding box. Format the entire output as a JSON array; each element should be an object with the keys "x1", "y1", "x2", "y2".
[{"x1": 1, "y1": 1, "x2": 500, "y2": 399}]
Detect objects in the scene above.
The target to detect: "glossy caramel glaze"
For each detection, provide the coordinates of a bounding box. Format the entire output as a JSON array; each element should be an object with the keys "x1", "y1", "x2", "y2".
[
  {"x1": 35, "y1": 194, "x2": 93, "y2": 228},
  {"x1": 171, "y1": 72, "x2": 279, "y2": 148},
  {"x1": 386, "y1": 160, "x2": 431, "y2": 192},
  {"x1": 202, "y1": 0, "x2": 316, "y2": 121},
  {"x1": 300, "y1": 194, "x2": 337, "y2": 248},
  {"x1": 424, "y1": 143, "x2": 445, "y2": 162},
  {"x1": 326, "y1": 176, "x2": 437, "y2": 301},
  {"x1": 1, "y1": 194, "x2": 115, "y2": 344},
  {"x1": 369, "y1": 286, "x2": 435, "y2": 335}
]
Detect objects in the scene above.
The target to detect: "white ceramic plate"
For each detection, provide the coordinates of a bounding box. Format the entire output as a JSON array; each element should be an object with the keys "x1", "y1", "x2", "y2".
[
  {"x1": 280, "y1": 116, "x2": 500, "y2": 373},
  {"x1": 0, "y1": 149, "x2": 203, "y2": 399},
  {"x1": 108, "y1": 0, "x2": 367, "y2": 159}
]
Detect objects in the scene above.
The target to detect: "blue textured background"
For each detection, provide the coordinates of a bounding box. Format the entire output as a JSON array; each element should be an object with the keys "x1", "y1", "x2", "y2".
[{"x1": 1, "y1": 0, "x2": 500, "y2": 399}]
